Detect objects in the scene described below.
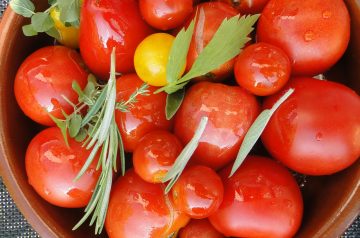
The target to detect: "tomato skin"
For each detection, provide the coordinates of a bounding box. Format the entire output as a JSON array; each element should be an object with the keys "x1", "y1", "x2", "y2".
[
  {"x1": 216, "y1": 0, "x2": 269, "y2": 14},
  {"x1": 174, "y1": 82, "x2": 260, "y2": 170},
  {"x1": 261, "y1": 77, "x2": 360, "y2": 175},
  {"x1": 115, "y1": 74, "x2": 173, "y2": 152},
  {"x1": 139, "y1": 0, "x2": 193, "y2": 30},
  {"x1": 186, "y1": 2, "x2": 239, "y2": 81},
  {"x1": 257, "y1": 0, "x2": 350, "y2": 76},
  {"x1": 14, "y1": 46, "x2": 88, "y2": 126},
  {"x1": 234, "y1": 42, "x2": 291, "y2": 96},
  {"x1": 79, "y1": 0, "x2": 154, "y2": 80},
  {"x1": 172, "y1": 165, "x2": 224, "y2": 219},
  {"x1": 25, "y1": 127, "x2": 100, "y2": 208},
  {"x1": 133, "y1": 130, "x2": 183, "y2": 183},
  {"x1": 209, "y1": 156, "x2": 303, "y2": 238},
  {"x1": 179, "y1": 219, "x2": 225, "y2": 238},
  {"x1": 105, "y1": 169, "x2": 190, "y2": 238}
]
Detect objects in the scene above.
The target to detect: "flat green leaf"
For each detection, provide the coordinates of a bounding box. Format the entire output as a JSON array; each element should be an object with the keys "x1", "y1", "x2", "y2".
[
  {"x1": 69, "y1": 114, "x2": 82, "y2": 138},
  {"x1": 166, "y1": 88, "x2": 185, "y2": 120},
  {"x1": 229, "y1": 88, "x2": 295, "y2": 177},
  {"x1": 45, "y1": 27, "x2": 60, "y2": 40},
  {"x1": 10, "y1": 0, "x2": 35, "y2": 18},
  {"x1": 75, "y1": 128, "x2": 87, "y2": 142},
  {"x1": 22, "y1": 24, "x2": 37, "y2": 36},
  {"x1": 48, "y1": 113, "x2": 69, "y2": 147},
  {"x1": 84, "y1": 75, "x2": 97, "y2": 98},
  {"x1": 31, "y1": 12, "x2": 54, "y2": 32},
  {"x1": 57, "y1": 0, "x2": 80, "y2": 25}
]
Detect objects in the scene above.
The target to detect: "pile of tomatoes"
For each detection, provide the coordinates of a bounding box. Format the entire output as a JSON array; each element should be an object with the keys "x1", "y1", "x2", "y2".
[{"x1": 12, "y1": 0, "x2": 360, "y2": 237}]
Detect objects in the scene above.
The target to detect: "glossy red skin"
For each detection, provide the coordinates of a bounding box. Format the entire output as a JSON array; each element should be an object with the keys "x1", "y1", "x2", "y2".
[
  {"x1": 115, "y1": 74, "x2": 173, "y2": 152},
  {"x1": 172, "y1": 165, "x2": 224, "y2": 219},
  {"x1": 261, "y1": 77, "x2": 360, "y2": 175},
  {"x1": 80, "y1": 0, "x2": 154, "y2": 80},
  {"x1": 174, "y1": 82, "x2": 260, "y2": 170},
  {"x1": 257, "y1": 0, "x2": 350, "y2": 76},
  {"x1": 179, "y1": 219, "x2": 225, "y2": 238},
  {"x1": 105, "y1": 169, "x2": 190, "y2": 238},
  {"x1": 139, "y1": 0, "x2": 193, "y2": 30},
  {"x1": 14, "y1": 46, "x2": 87, "y2": 126},
  {"x1": 209, "y1": 156, "x2": 303, "y2": 237},
  {"x1": 133, "y1": 130, "x2": 183, "y2": 183},
  {"x1": 216, "y1": 0, "x2": 269, "y2": 14},
  {"x1": 25, "y1": 127, "x2": 100, "y2": 208},
  {"x1": 186, "y1": 2, "x2": 239, "y2": 81},
  {"x1": 234, "y1": 42, "x2": 291, "y2": 96}
]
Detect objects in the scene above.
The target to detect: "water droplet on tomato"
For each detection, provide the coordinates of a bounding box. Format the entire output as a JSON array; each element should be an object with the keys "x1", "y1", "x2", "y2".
[
  {"x1": 316, "y1": 132, "x2": 323, "y2": 141},
  {"x1": 304, "y1": 31, "x2": 315, "y2": 42},
  {"x1": 322, "y1": 11, "x2": 332, "y2": 19}
]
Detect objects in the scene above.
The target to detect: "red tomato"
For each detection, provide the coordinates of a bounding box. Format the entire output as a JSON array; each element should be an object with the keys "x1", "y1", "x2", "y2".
[
  {"x1": 234, "y1": 42, "x2": 291, "y2": 96},
  {"x1": 105, "y1": 169, "x2": 190, "y2": 238},
  {"x1": 174, "y1": 82, "x2": 260, "y2": 169},
  {"x1": 115, "y1": 74, "x2": 173, "y2": 152},
  {"x1": 209, "y1": 156, "x2": 303, "y2": 237},
  {"x1": 25, "y1": 127, "x2": 100, "y2": 208},
  {"x1": 14, "y1": 46, "x2": 88, "y2": 126},
  {"x1": 186, "y1": 2, "x2": 239, "y2": 81},
  {"x1": 261, "y1": 77, "x2": 360, "y2": 175},
  {"x1": 257, "y1": 0, "x2": 350, "y2": 76},
  {"x1": 139, "y1": 0, "x2": 193, "y2": 30},
  {"x1": 216, "y1": 0, "x2": 269, "y2": 14},
  {"x1": 80, "y1": 0, "x2": 154, "y2": 80},
  {"x1": 133, "y1": 130, "x2": 183, "y2": 183},
  {"x1": 172, "y1": 165, "x2": 224, "y2": 219},
  {"x1": 179, "y1": 219, "x2": 225, "y2": 238}
]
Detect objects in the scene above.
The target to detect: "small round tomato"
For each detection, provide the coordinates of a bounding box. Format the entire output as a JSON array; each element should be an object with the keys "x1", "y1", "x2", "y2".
[
  {"x1": 174, "y1": 82, "x2": 260, "y2": 169},
  {"x1": 216, "y1": 0, "x2": 269, "y2": 14},
  {"x1": 80, "y1": 0, "x2": 154, "y2": 80},
  {"x1": 172, "y1": 165, "x2": 224, "y2": 219},
  {"x1": 14, "y1": 46, "x2": 88, "y2": 126},
  {"x1": 50, "y1": 8, "x2": 79, "y2": 48},
  {"x1": 234, "y1": 42, "x2": 291, "y2": 96},
  {"x1": 134, "y1": 33, "x2": 184, "y2": 87},
  {"x1": 209, "y1": 156, "x2": 303, "y2": 237},
  {"x1": 115, "y1": 74, "x2": 173, "y2": 152},
  {"x1": 261, "y1": 77, "x2": 360, "y2": 175},
  {"x1": 139, "y1": 0, "x2": 193, "y2": 30},
  {"x1": 105, "y1": 169, "x2": 190, "y2": 238},
  {"x1": 133, "y1": 130, "x2": 183, "y2": 183},
  {"x1": 25, "y1": 127, "x2": 100, "y2": 208},
  {"x1": 179, "y1": 219, "x2": 225, "y2": 238},
  {"x1": 257, "y1": 0, "x2": 350, "y2": 76},
  {"x1": 186, "y1": 2, "x2": 239, "y2": 81}
]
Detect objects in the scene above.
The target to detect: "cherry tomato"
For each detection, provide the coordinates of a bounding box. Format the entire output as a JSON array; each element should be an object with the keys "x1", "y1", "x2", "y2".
[
  {"x1": 215, "y1": 0, "x2": 269, "y2": 14},
  {"x1": 261, "y1": 77, "x2": 360, "y2": 175},
  {"x1": 133, "y1": 130, "x2": 183, "y2": 183},
  {"x1": 79, "y1": 0, "x2": 154, "y2": 80},
  {"x1": 174, "y1": 82, "x2": 260, "y2": 170},
  {"x1": 179, "y1": 219, "x2": 225, "y2": 238},
  {"x1": 209, "y1": 156, "x2": 303, "y2": 237},
  {"x1": 25, "y1": 127, "x2": 100, "y2": 208},
  {"x1": 105, "y1": 169, "x2": 190, "y2": 238},
  {"x1": 14, "y1": 46, "x2": 88, "y2": 126},
  {"x1": 186, "y1": 2, "x2": 239, "y2": 81},
  {"x1": 115, "y1": 74, "x2": 173, "y2": 152},
  {"x1": 134, "y1": 33, "x2": 184, "y2": 87},
  {"x1": 257, "y1": 0, "x2": 350, "y2": 76},
  {"x1": 172, "y1": 165, "x2": 224, "y2": 219},
  {"x1": 139, "y1": 0, "x2": 193, "y2": 30},
  {"x1": 234, "y1": 42, "x2": 291, "y2": 96},
  {"x1": 50, "y1": 8, "x2": 79, "y2": 48}
]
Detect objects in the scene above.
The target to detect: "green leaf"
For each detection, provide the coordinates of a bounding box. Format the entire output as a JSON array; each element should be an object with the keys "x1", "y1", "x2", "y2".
[
  {"x1": 75, "y1": 128, "x2": 87, "y2": 142},
  {"x1": 22, "y1": 24, "x2": 37, "y2": 36},
  {"x1": 229, "y1": 88, "x2": 295, "y2": 177},
  {"x1": 48, "y1": 113, "x2": 69, "y2": 147},
  {"x1": 57, "y1": 0, "x2": 80, "y2": 25},
  {"x1": 31, "y1": 12, "x2": 54, "y2": 32},
  {"x1": 48, "y1": 0, "x2": 56, "y2": 5},
  {"x1": 84, "y1": 75, "x2": 97, "y2": 98},
  {"x1": 10, "y1": 0, "x2": 35, "y2": 18},
  {"x1": 166, "y1": 88, "x2": 185, "y2": 120},
  {"x1": 45, "y1": 27, "x2": 60, "y2": 40},
  {"x1": 69, "y1": 114, "x2": 82, "y2": 138}
]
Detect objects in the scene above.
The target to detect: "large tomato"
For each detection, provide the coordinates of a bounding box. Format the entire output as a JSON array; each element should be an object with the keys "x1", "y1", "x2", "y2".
[
  {"x1": 179, "y1": 219, "x2": 225, "y2": 238},
  {"x1": 257, "y1": 0, "x2": 350, "y2": 76},
  {"x1": 174, "y1": 82, "x2": 260, "y2": 170},
  {"x1": 105, "y1": 169, "x2": 190, "y2": 238},
  {"x1": 14, "y1": 46, "x2": 88, "y2": 126},
  {"x1": 261, "y1": 77, "x2": 360, "y2": 175},
  {"x1": 80, "y1": 0, "x2": 154, "y2": 80},
  {"x1": 25, "y1": 127, "x2": 100, "y2": 208},
  {"x1": 216, "y1": 0, "x2": 270, "y2": 14},
  {"x1": 209, "y1": 156, "x2": 303, "y2": 237}
]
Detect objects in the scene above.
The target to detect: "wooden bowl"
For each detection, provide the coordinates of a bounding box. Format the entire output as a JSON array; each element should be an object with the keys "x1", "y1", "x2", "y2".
[{"x1": 0, "y1": 0, "x2": 359, "y2": 237}]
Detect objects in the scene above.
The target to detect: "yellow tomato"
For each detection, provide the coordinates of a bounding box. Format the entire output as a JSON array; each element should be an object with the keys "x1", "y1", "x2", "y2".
[
  {"x1": 134, "y1": 33, "x2": 185, "y2": 87},
  {"x1": 50, "y1": 8, "x2": 79, "y2": 49}
]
